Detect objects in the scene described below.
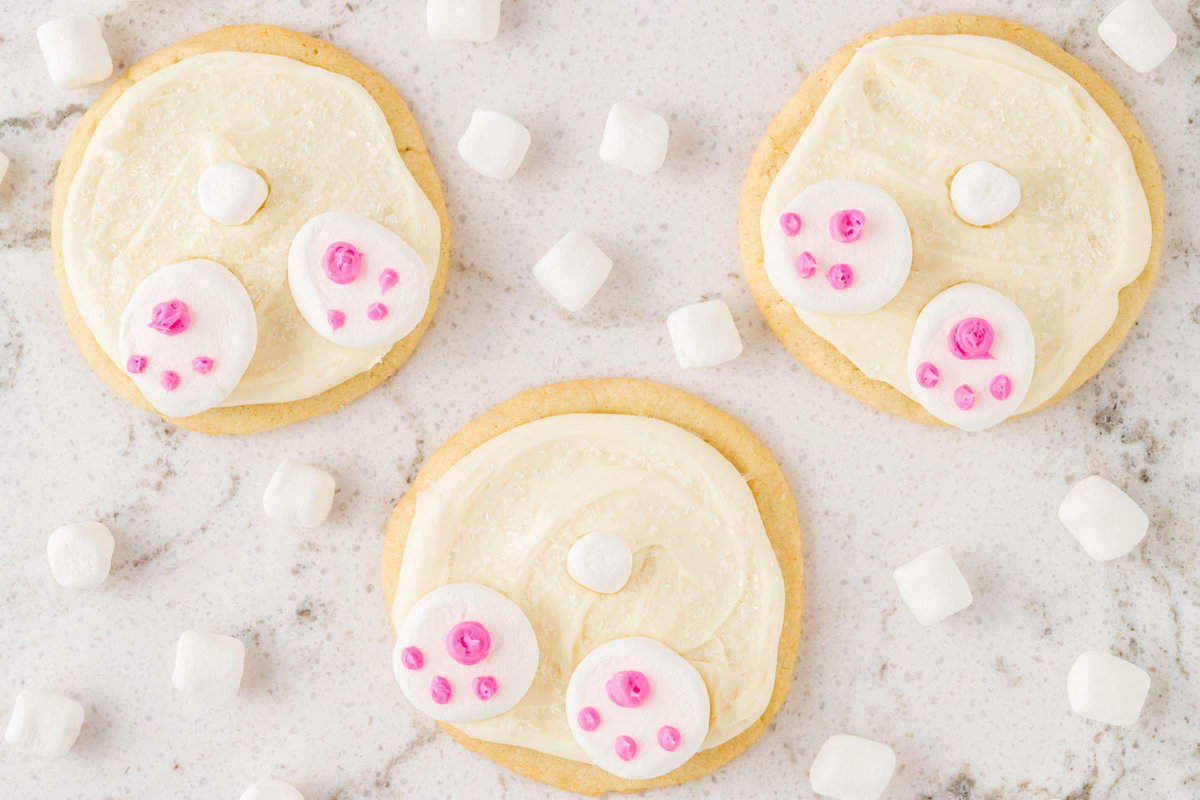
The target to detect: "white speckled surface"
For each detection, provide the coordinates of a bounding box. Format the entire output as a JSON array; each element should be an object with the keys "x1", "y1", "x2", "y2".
[{"x1": 1, "y1": 1, "x2": 1197, "y2": 798}]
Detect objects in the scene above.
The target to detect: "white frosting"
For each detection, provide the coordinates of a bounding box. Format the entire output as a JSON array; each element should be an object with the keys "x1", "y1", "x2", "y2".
[
  {"x1": 566, "y1": 532, "x2": 633, "y2": 594},
  {"x1": 761, "y1": 35, "x2": 1152, "y2": 413},
  {"x1": 950, "y1": 161, "x2": 1021, "y2": 227},
  {"x1": 391, "y1": 413, "x2": 784, "y2": 762},
  {"x1": 118, "y1": 259, "x2": 258, "y2": 418},
  {"x1": 393, "y1": 583, "x2": 539, "y2": 723},
  {"x1": 906, "y1": 283, "x2": 1035, "y2": 431},
  {"x1": 763, "y1": 180, "x2": 912, "y2": 315},
  {"x1": 565, "y1": 637, "x2": 710, "y2": 780},
  {"x1": 62, "y1": 51, "x2": 441, "y2": 406},
  {"x1": 197, "y1": 162, "x2": 268, "y2": 226},
  {"x1": 288, "y1": 212, "x2": 431, "y2": 349}
]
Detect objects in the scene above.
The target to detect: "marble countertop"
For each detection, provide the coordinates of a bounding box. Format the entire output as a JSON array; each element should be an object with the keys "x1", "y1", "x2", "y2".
[{"x1": 1, "y1": 1, "x2": 1197, "y2": 798}]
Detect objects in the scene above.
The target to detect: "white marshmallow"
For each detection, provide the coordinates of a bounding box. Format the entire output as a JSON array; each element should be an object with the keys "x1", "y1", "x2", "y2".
[
  {"x1": 4, "y1": 690, "x2": 85, "y2": 759},
  {"x1": 532, "y1": 232, "x2": 613, "y2": 312},
  {"x1": 1067, "y1": 651, "x2": 1150, "y2": 726},
  {"x1": 172, "y1": 630, "x2": 245, "y2": 703},
  {"x1": 239, "y1": 778, "x2": 305, "y2": 800},
  {"x1": 36, "y1": 16, "x2": 113, "y2": 90},
  {"x1": 197, "y1": 163, "x2": 268, "y2": 226},
  {"x1": 1058, "y1": 475, "x2": 1148, "y2": 561},
  {"x1": 950, "y1": 162, "x2": 1021, "y2": 226},
  {"x1": 1099, "y1": 0, "x2": 1177, "y2": 74},
  {"x1": 599, "y1": 102, "x2": 670, "y2": 176},
  {"x1": 809, "y1": 733, "x2": 896, "y2": 800},
  {"x1": 427, "y1": 0, "x2": 501, "y2": 42},
  {"x1": 566, "y1": 532, "x2": 633, "y2": 594},
  {"x1": 263, "y1": 459, "x2": 336, "y2": 529},
  {"x1": 666, "y1": 299, "x2": 743, "y2": 368},
  {"x1": 46, "y1": 522, "x2": 114, "y2": 589},
  {"x1": 457, "y1": 109, "x2": 531, "y2": 180},
  {"x1": 892, "y1": 547, "x2": 973, "y2": 626}
]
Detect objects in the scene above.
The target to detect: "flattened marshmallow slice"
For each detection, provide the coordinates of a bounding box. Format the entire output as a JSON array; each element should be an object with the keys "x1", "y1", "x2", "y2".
[
  {"x1": 288, "y1": 212, "x2": 431, "y2": 350},
  {"x1": 197, "y1": 163, "x2": 268, "y2": 225},
  {"x1": 458, "y1": 109, "x2": 531, "y2": 180},
  {"x1": 239, "y1": 778, "x2": 305, "y2": 800},
  {"x1": 1067, "y1": 651, "x2": 1150, "y2": 726},
  {"x1": 4, "y1": 689, "x2": 85, "y2": 759},
  {"x1": 393, "y1": 583, "x2": 538, "y2": 723},
  {"x1": 427, "y1": 0, "x2": 502, "y2": 43},
  {"x1": 565, "y1": 637, "x2": 710, "y2": 780},
  {"x1": 809, "y1": 733, "x2": 896, "y2": 800},
  {"x1": 118, "y1": 259, "x2": 258, "y2": 418},
  {"x1": 1058, "y1": 475, "x2": 1148, "y2": 561},
  {"x1": 36, "y1": 15, "x2": 113, "y2": 89},
  {"x1": 907, "y1": 283, "x2": 1035, "y2": 432},
  {"x1": 566, "y1": 532, "x2": 633, "y2": 594},
  {"x1": 950, "y1": 162, "x2": 1021, "y2": 226},
  {"x1": 763, "y1": 180, "x2": 912, "y2": 315},
  {"x1": 1099, "y1": 0, "x2": 1177, "y2": 74},
  {"x1": 47, "y1": 522, "x2": 114, "y2": 589}
]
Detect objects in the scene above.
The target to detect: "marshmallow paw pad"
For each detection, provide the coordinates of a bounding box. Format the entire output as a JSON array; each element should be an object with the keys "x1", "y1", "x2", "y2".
[
  {"x1": 118, "y1": 259, "x2": 257, "y2": 418},
  {"x1": 565, "y1": 637, "x2": 710, "y2": 780},
  {"x1": 393, "y1": 583, "x2": 538, "y2": 723},
  {"x1": 288, "y1": 212, "x2": 431, "y2": 350},
  {"x1": 763, "y1": 179, "x2": 912, "y2": 315},
  {"x1": 906, "y1": 283, "x2": 1035, "y2": 432}
]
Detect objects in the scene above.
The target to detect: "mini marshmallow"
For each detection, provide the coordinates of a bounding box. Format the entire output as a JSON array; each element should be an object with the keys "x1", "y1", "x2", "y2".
[
  {"x1": 532, "y1": 232, "x2": 613, "y2": 312},
  {"x1": 239, "y1": 778, "x2": 305, "y2": 800},
  {"x1": 46, "y1": 521, "x2": 114, "y2": 589},
  {"x1": 950, "y1": 162, "x2": 1020, "y2": 226},
  {"x1": 4, "y1": 689, "x2": 85, "y2": 759},
  {"x1": 172, "y1": 630, "x2": 245, "y2": 703},
  {"x1": 427, "y1": 0, "x2": 501, "y2": 42},
  {"x1": 457, "y1": 109, "x2": 531, "y2": 180},
  {"x1": 197, "y1": 163, "x2": 268, "y2": 225},
  {"x1": 599, "y1": 102, "x2": 670, "y2": 176},
  {"x1": 263, "y1": 459, "x2": 336, "y2": 529},
  {"x1": 809, "y1": 733, "x2": 896, "y2": 800},
  {"x1": 567, "y1": 532, "x2": 633, "y2": 594},
  {"x1": 1067, "y1": 651, "x2": 1150, "y2": 726},
  {"x1": 1058, "y1": 475, "x2": 1148, "y2": 561},
  {"x1": 892, "y1": 547, "x2": 973, "y2": 626},
  {"x1": 36, "y1": 16, "x2": 113, "y2": 89},
  {"x1": 666, "y1": 299, "x2": 743, "y2": 368},
  {"x1": 1098, "y1": 0, "x2": 1176, "y2": 74}
]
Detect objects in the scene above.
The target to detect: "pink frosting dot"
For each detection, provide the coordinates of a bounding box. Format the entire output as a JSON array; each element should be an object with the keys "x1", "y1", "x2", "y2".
[
  {"x1": 430, "y1": 676, "x2": 452, "y2": 704},
  {"x1": 327, "y1": 309, "x2": 347, "y2": 332},
  {"x1": 474, "y1": 675, "x2": 498, "y2": 701},
  {"x1": 990, "y1": 374, "x2": 1013, "y2": 400},
  {"x1": 779, "y1": 212, "x2": 802, "y2": 237},
  {"x1": 829, "y1": 209, "x2": 865, "y2": 242},
  {"x1": 795, "y1": 251, "x2": 817, "y2": 279},
  {"x1": 191, "y1": 357, "x2": 214, "y2": 374},
  {"x1": 577, "y1": 706, "x2": 601, "y2": 732},
  {"x1": 379, "y1": 268, "x2": 399, "y2": 294},
  {"x1": 148, "y1": 299, "x2": 190, "y2": 336},
  {"x1": 614, "y1": 735, "x2": 638, "y2": 762},
  {"x1": 400, "y1": 646, "x2": 424, "y2": 671},
  {"x1": 160, "y1": 371, "x2": 180, "y2": 392},
  {"x1": 826, "y1": 263, "x2": 854, "y2": 290},
  {"x1": 322, "y1": 241, "x2": 363, "y2": 284},
  {"x1": 954, "y1": 384, "x2": 976, "y2": 410},
  {"x1": 657, "y1": 725, "x2": 681, "y2": 752},
  {"x1": 915, "y1": 361, "x2": 940, "y2": 389},
  {"x1": 446, "y1": 621, "x2": 491, "y2": 666},
  {"x1": 948, "y1": 317, "x2": 995, "y2": 360},
  {"x1": 126, "y1": 355, "x2": 148, "y2": 374},
  {"x1": 367, "y1": 302, "x2": 389, "y2": 321},
  {"x1": 606, "y1": 670, "x2": 650, "y2": 708}
]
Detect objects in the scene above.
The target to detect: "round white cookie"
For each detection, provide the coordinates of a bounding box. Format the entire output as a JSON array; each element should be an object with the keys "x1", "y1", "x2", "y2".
[
  {"x1": 393, "y1": 583, "x2": 539, "y2": 724},
  {"x1": 288, "y1": 211, "x2": 431, "y2": 350},
  {"x1": 565, "y1": 637, "x2": 710, "y2": 780},
  {"x1": 117, "y1": 259, "x2": 257, "y2": 418},
  {"x1": 762, "y1": 179, "x2": 912, "y2": 315},
  {"x1": 907, "y1": 282, "x2": 1035, "y2": 432}
]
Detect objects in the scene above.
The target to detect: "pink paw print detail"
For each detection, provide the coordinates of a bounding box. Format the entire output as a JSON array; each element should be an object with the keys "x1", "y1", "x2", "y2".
[
  {"x1": 393, "y1": 583, "x2": 538, "y2": 723},
  {"x1": 566, "y1": 637, "x2": 711, "y2": 780},
  {"x1": 907, "y1": 284, "x2": 1036, "y2": 432},
  {"x1": 764, "y1": 180, "x2": 912, "y2": 314}
]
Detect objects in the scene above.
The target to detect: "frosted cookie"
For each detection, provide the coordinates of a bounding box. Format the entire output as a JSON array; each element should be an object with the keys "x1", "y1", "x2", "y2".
[
  {"x1": 52, "y1": 25, "x2": 450, "y2": 434},
  {"x1": 739, "y1": 15, "x2": 1163, "y2": 430},
  {"x1": 382, "y1": 379, "x2": 804, "y2": 794}
]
